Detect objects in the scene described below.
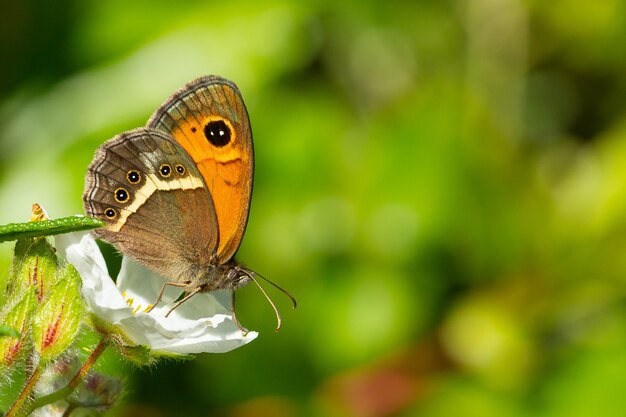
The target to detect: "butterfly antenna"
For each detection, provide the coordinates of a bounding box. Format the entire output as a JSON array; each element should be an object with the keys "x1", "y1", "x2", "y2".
[
  {"x1": 249, "y1": 275, "x2": 283, "y2": 332},
  {"x1": 255, "y1": 273, "x2": 297, "y2": 309}
]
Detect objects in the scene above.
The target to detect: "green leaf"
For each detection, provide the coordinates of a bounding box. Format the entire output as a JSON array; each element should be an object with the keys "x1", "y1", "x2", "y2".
[
  {"x1": 0, "y1": 216, "x2": 103, "y2": 243},
  {"x1": 116, "y1": 343, "x2": 155, "y2": 366},
  {"x1": 150, "y1": 349, "x2": 195, "y2": 362},
  {"x1": 32, "y1": 264, "x2": 84, "y2": 362},
  {"x1": 0, "y1": 326, "x2": 20, "y2": 338}
]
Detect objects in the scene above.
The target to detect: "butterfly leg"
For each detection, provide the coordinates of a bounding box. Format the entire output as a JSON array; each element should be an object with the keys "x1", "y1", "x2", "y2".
[
  {"x1": 231, "y1": 290, "x2": 249, "y2": 335},
  {"x1": 145, "y1": 281, "x2": 190, "y2": 313},
  {"x1": 165, "y1": 286, "x2": 202, "y2": 317}
]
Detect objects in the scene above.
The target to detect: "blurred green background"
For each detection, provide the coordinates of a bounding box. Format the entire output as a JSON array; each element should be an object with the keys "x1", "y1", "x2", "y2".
[{"x1": 2, "y1": 0, "x2": 626, "y2": 416}]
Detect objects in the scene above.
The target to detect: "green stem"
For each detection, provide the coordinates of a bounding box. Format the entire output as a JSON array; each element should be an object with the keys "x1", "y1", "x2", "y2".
[
  {"x1": 15, "y1": 338, "x2": 109, "y2": 417},
  {"x1": 6, "y1": 363, "x2": 45, "y2": 417},
  {"x1": 0, "y1": 216, "x2": 104, "y2": 242}
]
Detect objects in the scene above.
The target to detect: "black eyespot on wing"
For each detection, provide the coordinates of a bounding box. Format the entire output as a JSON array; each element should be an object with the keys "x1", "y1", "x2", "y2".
[
  {"x1": 104, "y1": 208, "x2": 117, "y2": 219},
  {"x1": 114, "y1": 188, "x2": 129, "y2": 203},
  {"x1": 204, "y1": 119, "x2": 231, "y2": 147},
  {"x1": 127, "y1": 170, "x2": 141, "y2": 184},
  {"x1": 175, "y1": 164, "x2": 185, "y2": 174},
  {"x1": 159, "y1": 164, "x2": 172, "y2": 178}
]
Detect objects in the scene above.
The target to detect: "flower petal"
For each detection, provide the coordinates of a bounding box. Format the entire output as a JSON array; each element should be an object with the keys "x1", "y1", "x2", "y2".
[
  {"x1": 117, "y1": 257, "x2": 257, "y2": 353},
  {"x1": 56, "y1": 231, "x2": 257, "y2": 354},
  {"x1": 119, "y1": 312, "x2": 257, "y2": 354},
  {"x1": 56, "y1": 232, "x2": 132, "y2": 323},
  {"x1": 116, "y1": 255, "x2": 180, "y2": 309}
]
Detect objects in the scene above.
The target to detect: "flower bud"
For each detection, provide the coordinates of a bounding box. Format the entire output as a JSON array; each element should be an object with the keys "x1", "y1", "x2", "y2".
[
  {"x1": 7, "y1": 204, "x2": 58, "y2": 302},
  {"x1": 35, "y1": 353, "x2": 123, "y2": 416},
  {"x1": 72, "y1": 369, "x2": 122, "y2": 410},
  {"x1": 8, "y1": 237, "x2": 59, "y2": 303},
  {"x1": 32, "y1": 264, "x2": 83, "y2": 362},
  {"x1": 0, "y1": 290, "x2": 36, "y2": 368}
]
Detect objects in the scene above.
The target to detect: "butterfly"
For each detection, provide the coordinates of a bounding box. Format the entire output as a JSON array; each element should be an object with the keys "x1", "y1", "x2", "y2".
[{"x1": 83, "y1": 76, "x2": 295, "y2": 332}]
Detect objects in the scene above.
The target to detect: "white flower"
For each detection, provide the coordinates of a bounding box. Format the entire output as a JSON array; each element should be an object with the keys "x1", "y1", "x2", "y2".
[{"x1": 55, "y1": 232, "x2": 257, "y2": 354}]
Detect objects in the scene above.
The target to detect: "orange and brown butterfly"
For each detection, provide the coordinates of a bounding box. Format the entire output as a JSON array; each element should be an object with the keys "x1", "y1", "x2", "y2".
[{"x1": 83, "y1": 76, "x2": 295, "y2": 332}]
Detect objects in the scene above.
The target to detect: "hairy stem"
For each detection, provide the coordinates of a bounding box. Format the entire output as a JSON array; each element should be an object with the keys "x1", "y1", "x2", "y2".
[
  {"x1": 15, "y1": 338, "x2": 109, "y2": 417},
  {"x1": 0, "y1": 215, "x2": 104, "y2": 242},
  {"x1": 6, "y1": 362, "x2": 45, "y2": 417}
]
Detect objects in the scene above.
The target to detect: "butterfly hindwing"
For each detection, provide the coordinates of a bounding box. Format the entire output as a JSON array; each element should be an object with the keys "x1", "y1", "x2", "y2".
[{"x1": 83, "y1": 127, "x2": 219, "y2": 281}]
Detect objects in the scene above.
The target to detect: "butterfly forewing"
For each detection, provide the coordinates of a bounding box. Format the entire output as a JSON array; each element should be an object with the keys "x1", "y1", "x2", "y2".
[
  {"x1": 83, "y1": 128, "x2": 220, "y2": 282},
  {"x1": 147, "y1": 76, "x2": 253, "y2": 264}
]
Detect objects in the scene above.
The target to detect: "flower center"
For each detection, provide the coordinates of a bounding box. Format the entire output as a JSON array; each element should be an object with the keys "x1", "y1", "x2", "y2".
[{"x1": 121, "y1": 291, "x2": 154, "y2": 315}]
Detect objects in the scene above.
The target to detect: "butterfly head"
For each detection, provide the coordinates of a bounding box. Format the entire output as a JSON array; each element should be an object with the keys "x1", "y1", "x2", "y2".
[{"x1": 223, "y1": 263, "x2": 255, "y2": 290}]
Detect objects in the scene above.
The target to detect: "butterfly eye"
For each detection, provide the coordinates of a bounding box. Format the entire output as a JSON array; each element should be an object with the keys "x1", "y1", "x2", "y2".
[
  {"x1": 127, "y1": 170, "x2": 141, "y2": 184},
  {"x1": 175, "y1": 164, "x2": 185, "y2": 175},
  {"x1": 159, "y1": 164, "x2": 172, "y2": 178},
  {"x1": 204, "y1": 119, "x2": 231, "y2": 147},
  {"x1": 115, "y1": 188, "x2": 130, "y2": 203},
  {"x1": 104, "y1": 208, "x2": 117, "y2": 219}
]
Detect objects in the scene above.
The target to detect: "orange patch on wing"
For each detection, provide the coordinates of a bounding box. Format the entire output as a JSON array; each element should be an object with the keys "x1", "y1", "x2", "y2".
[{"x1": 171, "y1": 118, "x2": 252, "y2": 262}]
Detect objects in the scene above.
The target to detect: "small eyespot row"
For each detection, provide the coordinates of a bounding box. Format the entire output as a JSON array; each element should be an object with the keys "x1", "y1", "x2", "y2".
[
  {"x1": 115, "y1": 187, "x2": 129, "y2": 203},
  {"x1": 105, "y1": 208, "x2": 117, "y2": 219},
  {"x1": 175, "y1": 164, "x2": 185, "y2": 174},
  {"x1": 127, "y1": 170, "x2": 141, "y2": 184},
  {"x1": 159, "y1": 164, "x2": 172, "y2": 178}
]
